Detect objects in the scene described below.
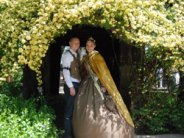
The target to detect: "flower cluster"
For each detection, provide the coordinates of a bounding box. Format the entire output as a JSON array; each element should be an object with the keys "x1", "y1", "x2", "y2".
[{"x1": 0, "y1": 0, "x2": 183, "y2": 85}]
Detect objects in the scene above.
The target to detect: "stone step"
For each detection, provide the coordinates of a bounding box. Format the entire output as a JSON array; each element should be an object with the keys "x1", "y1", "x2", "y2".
[{"x1": 135, "y1": 134, "x2": 184, "y2": 138}]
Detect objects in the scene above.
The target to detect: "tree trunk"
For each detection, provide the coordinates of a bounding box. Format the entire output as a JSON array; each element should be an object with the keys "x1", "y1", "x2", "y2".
[{"x1": 22, "y1": 65, "x2": 38, "y2": 99}]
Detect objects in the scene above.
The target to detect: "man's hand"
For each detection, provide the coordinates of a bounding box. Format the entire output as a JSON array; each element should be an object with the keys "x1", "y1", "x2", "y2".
[{"x1": 70, "y1": 87, "x2": 76, "y2": 96}]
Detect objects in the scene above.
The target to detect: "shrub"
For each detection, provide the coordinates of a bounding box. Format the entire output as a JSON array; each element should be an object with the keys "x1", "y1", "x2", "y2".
[
  {"x1": 132, "y1": 92, "x2": 184, "y2": 134},
  {"x1": 0, "y1": 94, "x2": 58, "y2": 138},
  {"x1": 0, "y1": 69, "x2": 23, "y2": 97}
]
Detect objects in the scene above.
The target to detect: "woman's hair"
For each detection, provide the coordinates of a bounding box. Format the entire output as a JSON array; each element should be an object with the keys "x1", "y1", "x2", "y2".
[{"x1": 87, "y1": 37, "x2": 96, "y2": 45}]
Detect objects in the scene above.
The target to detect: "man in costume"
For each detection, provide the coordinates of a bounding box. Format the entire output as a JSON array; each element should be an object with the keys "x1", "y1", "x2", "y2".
[{"x1": 62, "y1": 37, "x2": 81, "y2": 138}]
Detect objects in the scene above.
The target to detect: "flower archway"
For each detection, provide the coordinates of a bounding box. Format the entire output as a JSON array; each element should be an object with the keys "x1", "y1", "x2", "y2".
[{"x1": 0, "y1": 0, "x2": 183, "y2": 84}]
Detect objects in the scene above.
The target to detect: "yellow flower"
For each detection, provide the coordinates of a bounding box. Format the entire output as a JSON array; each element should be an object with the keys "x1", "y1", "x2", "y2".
[
  {"x1": 21, "y1": 39, "x2": 26, "y2": 44},
  {"x1": 0, "y1": 0, "x2": 183, "y2": 85},
  {"x1": 18, "y1": 48, "x2": 23, "y2": 53},
  {"x1": 26, "y1": 35, "x2": 31, "y2": 40}
]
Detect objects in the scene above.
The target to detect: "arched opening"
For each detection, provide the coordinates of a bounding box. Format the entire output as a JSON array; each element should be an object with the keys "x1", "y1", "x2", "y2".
[
  {"x1": 23, "y1": 25, "x2": 140, "y2": 128},
  {"x1": 42, "y1": 25, "x2": 121, "y2": 97},
  {"x1": 40, "y1": 25, "x2": 122, "y2": 128}
]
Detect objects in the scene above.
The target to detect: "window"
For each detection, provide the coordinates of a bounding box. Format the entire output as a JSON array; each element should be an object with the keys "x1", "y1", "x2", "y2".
[{"x1": 155, "y1": 68, "x2": 180, "y2": 90}]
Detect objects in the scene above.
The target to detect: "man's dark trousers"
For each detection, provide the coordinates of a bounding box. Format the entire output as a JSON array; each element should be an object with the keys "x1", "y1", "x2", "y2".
[{"x1": 64, "y1": 82, "x2": 79, "y2": 138}]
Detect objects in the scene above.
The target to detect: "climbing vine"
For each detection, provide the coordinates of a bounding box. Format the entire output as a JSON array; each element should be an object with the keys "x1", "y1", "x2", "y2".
[{"x1": 0, "y1": 0, "x2": 183, "y2": 85}]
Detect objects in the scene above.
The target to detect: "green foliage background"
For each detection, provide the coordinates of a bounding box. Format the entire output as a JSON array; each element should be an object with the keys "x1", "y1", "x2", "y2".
[
  {"x1": 0, "y1": 94, "x2": 58, "y2": 138},
  {"x1": 132, "y1": 91, "x2": 184, "y2": 134},
  {"x1": 0, "y1": 72, "x2": 58, "y2": 138}
]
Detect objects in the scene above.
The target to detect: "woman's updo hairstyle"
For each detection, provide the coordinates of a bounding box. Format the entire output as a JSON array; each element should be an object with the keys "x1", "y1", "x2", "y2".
[{"x1": 87, "y1": 37, "x2": 96, "y2": 45}]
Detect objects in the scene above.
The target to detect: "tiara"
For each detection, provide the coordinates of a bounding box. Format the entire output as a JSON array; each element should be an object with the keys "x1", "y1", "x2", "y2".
[{"x1": 88, "y1": 37, "x2": 96, "y2": 43}]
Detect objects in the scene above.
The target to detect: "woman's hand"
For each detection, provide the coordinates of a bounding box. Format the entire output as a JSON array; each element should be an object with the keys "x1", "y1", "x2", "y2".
[{"x1": 101, "y1": 87, "x2": 106, "y2": 93}]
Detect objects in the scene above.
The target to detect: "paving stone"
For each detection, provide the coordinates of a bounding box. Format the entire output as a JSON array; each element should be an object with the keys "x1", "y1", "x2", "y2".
[{"x1": 135, "y1": 134, "x2": 184, "y2": 138}]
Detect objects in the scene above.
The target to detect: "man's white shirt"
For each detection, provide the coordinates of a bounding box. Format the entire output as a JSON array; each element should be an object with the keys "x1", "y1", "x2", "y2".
[{"x1": 61, "y1": 49, "x2": 80, "y2": 88}]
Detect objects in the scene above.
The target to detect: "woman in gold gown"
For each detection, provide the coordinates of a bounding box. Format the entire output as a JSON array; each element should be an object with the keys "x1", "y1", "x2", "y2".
[{"x1": 73, "y1": 37, "x2": 134, "y2": 138}]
